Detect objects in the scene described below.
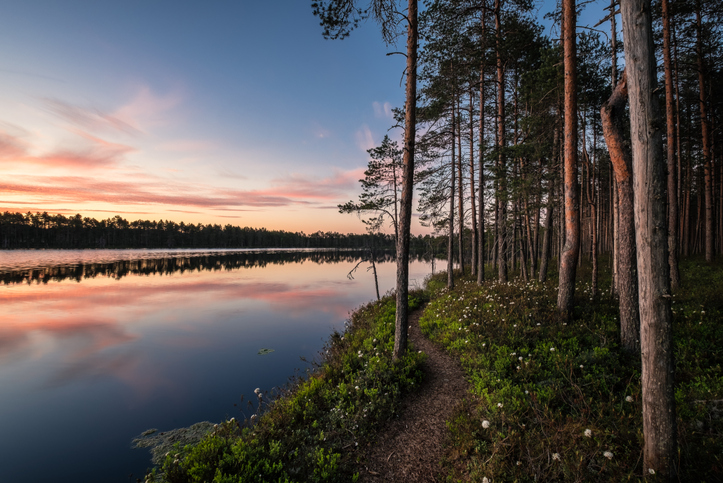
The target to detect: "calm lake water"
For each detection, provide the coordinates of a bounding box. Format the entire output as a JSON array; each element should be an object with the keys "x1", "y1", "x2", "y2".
[{"x1": 0, "y1": 249, "x2": 433, "y2": 483}]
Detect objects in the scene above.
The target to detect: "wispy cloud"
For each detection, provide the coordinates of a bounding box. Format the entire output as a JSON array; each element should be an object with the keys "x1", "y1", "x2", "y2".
[
  {"x1": 114, "y1": 83, "x2": 185, "y2": 131},
  {"x1": 355, "y1": 124, "x2": 375, "y2": 152},
  {"x1": 372, "y1": 101, "x2": 393, "y2": 119},
  {"x1": 43, "y1": 98, "x2": 141, "y2": 136}
]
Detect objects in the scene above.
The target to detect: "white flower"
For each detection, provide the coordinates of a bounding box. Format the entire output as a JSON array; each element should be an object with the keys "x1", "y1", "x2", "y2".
[
  {"x1": 625, "y1": 396, "x2": 633, "y2": 402},
  {"x1": 497, "y1": 403, "x2": 503, "y2": 408},
  {"x1": 550, "y1": 347, "x2": 555, "y2": 352},
  {"x1": 254, "y1": 387, "x2": 261, "y2": 395},
  {"x1": 482, "y1": 420, "x2": 490, "y2": 428},
  {"x1": 603, "y1": 451, "x2": 613, "y2": 460},
  {"x1": 552, "y1": 453, "x2": 561, "y2": 461},
  {"x1": 482, "y1": 478, "x2": 489, "y2": 483},
  {"x1": 355, "y1": 386, "x2": 360, "y2": 390},
  {"x1": 584, "y1": 429, "x2": 592, "y2": 438},
  {"x1": 648, "y1": 468, "x2": 655, "y2": 475}
]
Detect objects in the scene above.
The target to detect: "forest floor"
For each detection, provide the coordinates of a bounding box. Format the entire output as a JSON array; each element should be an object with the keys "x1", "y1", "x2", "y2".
[{"x1": 356, "y1": 308, "x2": 469, "y2": 482}]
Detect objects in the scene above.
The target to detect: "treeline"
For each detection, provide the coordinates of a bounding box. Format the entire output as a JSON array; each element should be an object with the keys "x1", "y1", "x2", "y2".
[{"x1": 0, "y1": 211, "x2": 431, "y2": 251}]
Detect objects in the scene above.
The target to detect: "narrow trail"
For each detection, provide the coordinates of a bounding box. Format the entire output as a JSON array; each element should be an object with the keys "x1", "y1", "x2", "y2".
[{"x1": 357, "y1": 308, "x2": 470, "y2": 482}]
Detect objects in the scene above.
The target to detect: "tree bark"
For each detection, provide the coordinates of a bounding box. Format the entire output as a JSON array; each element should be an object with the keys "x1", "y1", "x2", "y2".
[
  {"x1": 448, "y1": 103, "x2": 456, "y2": 289},
  {"x1": 495, "y1": 0, "x2": 507, "y2": 282},
  {"x1": 600, "y1": 71, "x2": 640, "y2": 353},
  {"x1": 539, "y1": 129, "x2": 557, "y2": 283},
  {"x1": 662, "y1": 0, "x2": 680, "y2": 290},
  {"x1": 620, "y1": 0, "x2": 677, "y2": 477},
  {"x1": 393, "y1": 0, "x2": 417, "y2": 361},
  {"x1": 458, "y1": 96, "x2": 466, "y2": 276},
  {"x1": 478, "y1": 12, "x2": 487, "y2": 284},
  {"x1": 557, "y1": 0, "x2": 579, "y2": 319},
  {"x1": 469, "y1": 90, "x2": 478, "y2": 278},
  {"x1": 696, "y1": 2, "x2": 714, "y2": 262}
]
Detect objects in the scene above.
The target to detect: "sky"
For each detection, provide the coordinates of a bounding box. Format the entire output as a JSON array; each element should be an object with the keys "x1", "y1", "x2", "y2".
[{"x1": 0, "y1": 0, "x2": 609, "y2": 235}]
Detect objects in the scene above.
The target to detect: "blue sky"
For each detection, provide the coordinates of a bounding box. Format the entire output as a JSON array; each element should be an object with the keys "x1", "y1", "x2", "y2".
[{"x1": 0, "y1": 0, "x2": 610, "y2": 234}]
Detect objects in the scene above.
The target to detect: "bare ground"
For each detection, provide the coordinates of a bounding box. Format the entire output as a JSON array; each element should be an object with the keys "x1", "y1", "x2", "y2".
[{"x1": 356, "y1": 308, "x2": 470, "y2": 482}]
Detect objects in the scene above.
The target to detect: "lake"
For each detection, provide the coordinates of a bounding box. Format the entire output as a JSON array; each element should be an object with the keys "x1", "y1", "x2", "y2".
[{"x1": 0, "y1": 249, "x2": 434, "y2": 483}]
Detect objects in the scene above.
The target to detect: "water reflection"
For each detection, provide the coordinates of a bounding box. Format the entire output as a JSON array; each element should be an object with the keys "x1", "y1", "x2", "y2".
[
  {"x1": 0, "y1": 249, "x2": 400, "y2": 285},
  {"x1": 0, "y1": 249, "x2": 432, "y2": 483}
]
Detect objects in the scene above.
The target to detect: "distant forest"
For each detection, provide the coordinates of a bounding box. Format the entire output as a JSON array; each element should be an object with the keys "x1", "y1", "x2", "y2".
[{"x1": 0, "y1": 211, "x2": 430, "y2": 250}]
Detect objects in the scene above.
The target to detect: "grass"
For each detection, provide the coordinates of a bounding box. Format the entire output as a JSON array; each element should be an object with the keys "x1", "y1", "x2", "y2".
[
  {"x1": 143, "y1": 292, "x2": 427, "y2": 483},
  {"x1": 421, "y1": 257, "x2": 722, "y2": 481}
]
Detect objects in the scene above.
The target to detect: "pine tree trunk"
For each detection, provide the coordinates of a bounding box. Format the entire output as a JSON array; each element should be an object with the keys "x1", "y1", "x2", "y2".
[
  {"x1": 478, "y1": 18, "x2": 486, "y2": 284},
  {"x1": 557, "y1": 0, "x2": 579, "y2": 319},
  {"x1": 539, "y1": 176, "x2": 554, "y2": 283},
  {"x1": 662, "y1": 0, "x2": 680, "y2": 290},
  {"x1": 469, "y1": 90, "x2": 478, "y2": 278},
  {"x1": 610, "y1": 0, "x2": 619, "y2": 296},
  {"x1": 393, "y1": 0, "x2": 417, "y2": 361},
  {"x1": 683, "y1": 103, "x2": 692, "y2": 256},
  {"x1": 449, "y1": 103, "x2": 456, "y2": 289},
  {"x1": 495, "y1": 0, "x2": 507, "y2": 282},
  {"x1": 458, "y1": 96, "x2": 466, "y2": 276},
  {"x1": 620, "y1": 0, "x2": 677, "y2": 477},
  {"x1": 674, "y1": 26, "x2": 684, "y2": 258},
  {"x1": 601, "y1": 71, "x2": 640, "y2": 353},
  {"x1": 539, "y1": 128, "x2": 557, "y2": 283},
  {"x1": 696, "y1": 3, "x2": 714, "y2": 262}
]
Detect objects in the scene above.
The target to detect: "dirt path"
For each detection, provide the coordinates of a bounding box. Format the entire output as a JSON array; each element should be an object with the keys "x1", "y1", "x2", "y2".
[{"x1": 357, "y1": 308, "x2": 470, "y2": 482}]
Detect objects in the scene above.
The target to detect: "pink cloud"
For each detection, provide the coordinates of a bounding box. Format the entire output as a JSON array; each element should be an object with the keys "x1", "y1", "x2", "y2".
[
  {"x1": 0, "y1": 176, "x2": 304, "y2": 209},
  {"x1": 0, "y1": 126, "x2": 134, "y2": 170},
  {"x1": 263, "y1": 168, "x2": 365, "y2": 201}
]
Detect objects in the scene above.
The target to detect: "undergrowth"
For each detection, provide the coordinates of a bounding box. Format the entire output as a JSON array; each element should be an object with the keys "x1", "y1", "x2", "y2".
[
  {"x1": 421, "y1": 258, "x2": 722, "y2": 482},
  {"x1": 144, "y1": 292, "x2": 428, "y2": 483}
]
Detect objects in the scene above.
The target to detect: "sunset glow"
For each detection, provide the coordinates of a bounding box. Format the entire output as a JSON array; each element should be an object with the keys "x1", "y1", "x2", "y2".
[{"x1": 0, "y1": 1, "x2": 410, "y2": 234}]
